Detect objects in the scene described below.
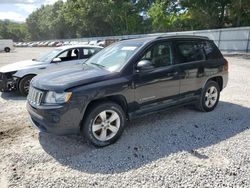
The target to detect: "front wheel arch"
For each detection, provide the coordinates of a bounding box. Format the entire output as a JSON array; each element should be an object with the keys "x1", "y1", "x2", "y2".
[
  {"x1": 81, "y1": 101, "x2": 126, "y2": 147},
  {"x1": 18, "y1": 74, "x2": 36, "y2": 96},
  {"x1": 81, "y1": 95, "x2": 129, "y2": 124}
]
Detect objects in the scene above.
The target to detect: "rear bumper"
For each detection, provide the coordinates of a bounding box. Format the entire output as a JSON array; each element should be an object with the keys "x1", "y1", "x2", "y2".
[
  {"x1": 222, "y1": 72, "x2": 229, "y2": 90},
  {"x1": 27, "y1": 102, "x2": 81, "y2": 135}
]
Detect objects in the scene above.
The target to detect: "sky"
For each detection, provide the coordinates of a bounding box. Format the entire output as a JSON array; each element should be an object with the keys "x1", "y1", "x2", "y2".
[{"x1": 0, "y1": 0, "x2": 61, "y2": 22}]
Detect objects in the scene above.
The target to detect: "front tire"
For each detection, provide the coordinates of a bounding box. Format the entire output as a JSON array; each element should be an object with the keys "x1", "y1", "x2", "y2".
[
  {"x1": 18, "y1": 75, "x2": 35, "y2": 96},
  {"x1": 82, "y1": 102, "x2": 126, "y2": 147},
  {"x1": 196, "y1": 80, "x2": 220, "y2": 112}
]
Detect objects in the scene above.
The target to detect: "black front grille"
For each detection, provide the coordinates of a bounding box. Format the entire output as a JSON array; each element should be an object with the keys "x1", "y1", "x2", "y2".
[
  {"x1": 0, "y1": 73, "x2": 7, "y2": 91},
  {"x1": 27, "y1": 86, "x2": 44, "y2": 105},
  {"x1": 0, "y1": 73, "x2": 6, "y2": 80}
]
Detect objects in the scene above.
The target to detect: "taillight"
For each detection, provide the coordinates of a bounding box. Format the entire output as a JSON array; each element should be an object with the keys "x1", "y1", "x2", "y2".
[{"x1": 223, "y1": 58, "x2": 229, "y2": 71}]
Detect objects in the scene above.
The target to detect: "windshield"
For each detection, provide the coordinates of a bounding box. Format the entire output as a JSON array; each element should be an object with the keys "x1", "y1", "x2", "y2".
[
  {"x1": 86, "y1": 42, "x2": 142, "y2": 72},
  {"x1": 35, "y1": 49, "x2": 63, "y2": 63}
]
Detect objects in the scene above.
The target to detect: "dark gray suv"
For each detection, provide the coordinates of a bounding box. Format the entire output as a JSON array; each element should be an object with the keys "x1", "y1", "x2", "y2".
[{"x1": 27, "y1": 35, "x2": 228, "y2": 147}]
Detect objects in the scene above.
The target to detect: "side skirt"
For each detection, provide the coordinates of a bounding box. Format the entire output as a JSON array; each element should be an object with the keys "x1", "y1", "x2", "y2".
[{"x1": 128, "y1": 98, "x2": 198, "y2": 120}]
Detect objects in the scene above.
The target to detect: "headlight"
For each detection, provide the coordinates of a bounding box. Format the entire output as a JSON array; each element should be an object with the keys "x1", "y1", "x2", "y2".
[{"x1": 44, "y1": 91, "x2": 72, "y2": 104}]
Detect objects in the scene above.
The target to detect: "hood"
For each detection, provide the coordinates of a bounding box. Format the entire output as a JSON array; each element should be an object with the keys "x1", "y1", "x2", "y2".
[
  {"x1": 31, "y1": 64, "x2": 113, "y2": 91},
  {"x1": 0, "y1": 60, "x2": 46, "y2": 73}
]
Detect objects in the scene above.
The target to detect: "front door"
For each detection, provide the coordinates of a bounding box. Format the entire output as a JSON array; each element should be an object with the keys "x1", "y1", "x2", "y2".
[{"x1": 133, "y1": 41, "x2": 180, "y2": 111}]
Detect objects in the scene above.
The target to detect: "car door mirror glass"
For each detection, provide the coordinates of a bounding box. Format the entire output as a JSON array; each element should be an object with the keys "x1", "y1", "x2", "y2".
[
  {"x1": 136, "y1": 60, "x2": 153, "y2": 72},
  {"x1": 52, "y1": 57, "x2": 61, "y2": 63}
]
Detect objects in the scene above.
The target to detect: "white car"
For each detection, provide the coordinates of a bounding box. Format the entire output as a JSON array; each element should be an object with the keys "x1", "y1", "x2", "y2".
[
  {"x1": 0, "y1": 39, "x2": 14, "y2": 52},
  {"x1": 0, "y1": 45, "x2": 103, "y2": 95}
]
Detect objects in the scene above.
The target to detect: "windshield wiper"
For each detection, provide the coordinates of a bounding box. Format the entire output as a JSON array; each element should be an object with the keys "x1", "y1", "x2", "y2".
[{"x1": 90, "y1": 63, "x2": 106, "y2": 68}]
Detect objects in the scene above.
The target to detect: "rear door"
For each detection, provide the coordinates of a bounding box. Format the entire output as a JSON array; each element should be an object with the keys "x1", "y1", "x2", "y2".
[{"x1": 174, "y1": 40, "x2": 206, "y2": 102}]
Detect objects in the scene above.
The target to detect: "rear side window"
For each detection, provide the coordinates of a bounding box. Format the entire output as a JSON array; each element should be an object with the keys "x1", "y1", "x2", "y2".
[
  {"x1": 202, "y1": 41, "x2": 222, "y2": 60},
  {"x1": 176, "y1": 41, "x2": 205, "y2": 63},
  {"x1": 82, "y1": 48, "x2": 101, "y2": 59}
]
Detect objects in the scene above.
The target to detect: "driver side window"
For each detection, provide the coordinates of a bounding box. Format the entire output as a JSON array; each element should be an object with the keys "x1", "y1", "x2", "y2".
[
  {"x1": 141, "y1": 42, "x2": 173, "y2": 68},
  {"x1": 56, "y1": 48, "x2": 79, "y2": 62},
  {"x1": 57, "y1": 51, "x2": 68, "y2": 59}
]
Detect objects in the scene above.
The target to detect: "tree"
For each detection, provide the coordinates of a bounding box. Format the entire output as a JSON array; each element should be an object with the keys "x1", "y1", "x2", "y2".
[
  {"x1": 0, "y1": 20, "x2": 30, "y2": 41},
  {"x1": 2, "y1": 0, "x2": 250, "y2": 41},
  {"x1": 180, "y1": 0, "x2": 232, "y2": 29},
  {"x1": 229, "y1": 0, "x2": 250, "y2": 27}
]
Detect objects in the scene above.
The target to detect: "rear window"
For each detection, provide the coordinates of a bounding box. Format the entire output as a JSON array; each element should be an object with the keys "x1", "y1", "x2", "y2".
[{"x1": 176, "y1": 41, "x2": 205, "y2": 63}]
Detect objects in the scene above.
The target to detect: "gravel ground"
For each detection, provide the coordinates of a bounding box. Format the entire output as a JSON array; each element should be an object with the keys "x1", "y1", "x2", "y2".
[{"x1": 0, "y1": 48, "x2": 250, "y2": 187}]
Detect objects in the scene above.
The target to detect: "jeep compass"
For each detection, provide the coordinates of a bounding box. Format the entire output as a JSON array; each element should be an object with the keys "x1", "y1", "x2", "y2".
[{"x1": 26, "y1": 35, "x2": 228, "y2": 147}]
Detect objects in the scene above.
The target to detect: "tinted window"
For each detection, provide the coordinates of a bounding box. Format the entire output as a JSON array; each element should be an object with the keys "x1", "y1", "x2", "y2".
[
  {"x1": 176, "y1": 41, "x2": 205, "y2": 63},
  {"x1": 202, "y1": 41, "x2": 222, "y2": 59},
  {"x1": 141, "y1": 42, "x2": 173, "y2": 68}
]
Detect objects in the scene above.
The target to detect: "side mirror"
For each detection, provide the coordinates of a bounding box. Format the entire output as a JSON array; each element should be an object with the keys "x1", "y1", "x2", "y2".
[
  {"x1": 52, "y1": 57, "x2": 61, "y2": 63},
  {"x1": 136, "y1": 60, "x2": 154, "y2": 72}
]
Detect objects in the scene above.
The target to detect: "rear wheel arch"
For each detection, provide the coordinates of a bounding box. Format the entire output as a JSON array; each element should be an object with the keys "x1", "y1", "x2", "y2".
[
  {"x1": 204, "y1": 76, "x2": 223, "y2": 91},
  {"x1": 197, "y1": 80, "x2": 220, "y2": 112},
  {"x1": 209, "y1": 76, "x2": 223, "y2": 91}
]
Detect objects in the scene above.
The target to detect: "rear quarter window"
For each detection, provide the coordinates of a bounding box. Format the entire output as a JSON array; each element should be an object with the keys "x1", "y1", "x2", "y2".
[{"x1": 202, "y1": 41, "x2": 222, "y2": 60}]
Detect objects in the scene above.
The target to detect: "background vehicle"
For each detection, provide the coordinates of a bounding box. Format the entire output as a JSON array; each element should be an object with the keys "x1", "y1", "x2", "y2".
[
  {"x1": 88, "y1": 40, "x2": 99, "y2": 45},
  {"x1": 56, "y1": 42, "x2": 64, "y2": 47},
  {"x1": 27, "y1": 36, "x2": 228, "y2": 147},
  {"x1": 0, "y1": 39, "x2": 14, "y2": 52},
  {"x1": 0, "y1": 45, "x2": 103, "y2": 96}
]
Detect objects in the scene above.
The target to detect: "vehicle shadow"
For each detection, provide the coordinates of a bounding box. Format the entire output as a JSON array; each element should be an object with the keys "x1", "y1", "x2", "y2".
[
  {"x1": 39, "y1": 101, "x2": 250, "y2": 174},
  {"x1": 0, "y1": 92, "x2": 26, "y2": 101}
]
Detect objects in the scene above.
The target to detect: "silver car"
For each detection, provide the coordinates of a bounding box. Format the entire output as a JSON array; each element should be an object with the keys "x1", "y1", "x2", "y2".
[{"x1": 0, "y1": 45, "x2": 103, "y2": 96}]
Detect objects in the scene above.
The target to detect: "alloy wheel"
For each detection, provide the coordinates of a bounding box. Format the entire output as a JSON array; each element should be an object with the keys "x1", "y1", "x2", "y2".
[
  {"x1": 24, "y1": 80, "x2": 31, "y2": 94},
  {"x1": 92, "y1": 110, "x2": 120, "y2": 141},
  {"x1": 205, "y1": 86, "x2": 218, "y2": 108}
]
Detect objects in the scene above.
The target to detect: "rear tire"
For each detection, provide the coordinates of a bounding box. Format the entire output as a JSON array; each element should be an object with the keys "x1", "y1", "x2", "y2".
[
  {"x1": 18, "y1": 75, "x2": 35, "y2": 96},
  {"x1": 82, "y1": 101, "x2": 126, "y2": 147},
  {"x1": 196, "y1": 80, "x2": 220, "y2": 112},
  {"x1": 4, "y1": 47, "x2": 10, "y2": 53}
]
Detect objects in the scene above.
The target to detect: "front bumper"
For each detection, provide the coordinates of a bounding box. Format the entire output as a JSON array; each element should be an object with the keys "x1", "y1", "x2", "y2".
[
  {"x1": 26, "y1": 102, "x2": 81, "y2": 135},
  {"x1": 0, "y1": 73, "x2": 17, "y2": 92}
]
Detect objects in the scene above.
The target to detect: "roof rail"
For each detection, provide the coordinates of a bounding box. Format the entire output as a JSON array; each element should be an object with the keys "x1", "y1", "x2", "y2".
[{"x1": 156, "y1": 34, "x2": 209, "y2": 40}]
